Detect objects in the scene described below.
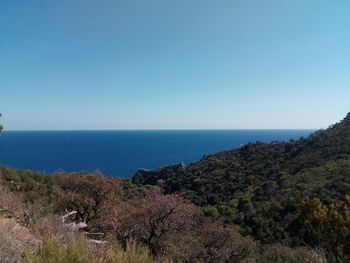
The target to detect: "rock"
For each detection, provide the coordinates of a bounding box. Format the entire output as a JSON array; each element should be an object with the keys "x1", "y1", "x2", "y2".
[{"x1": 132, "y1": 163, "x2": 186, "y2": 185}]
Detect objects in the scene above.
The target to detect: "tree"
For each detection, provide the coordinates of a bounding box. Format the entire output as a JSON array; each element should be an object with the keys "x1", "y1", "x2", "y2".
[
  {"x1": 195, "y1": 221, "x2": 256, "y2": 263},
  {"x1": 161, "y1": 219, "x2": 257, "y2": 263},
  {"x1": 54, "y1": 171, "x2": 122, "y2": 223},
  {"x1": 99, "y1": 189, "x2": 198, "y2": 256},
  {"x1": 0, "y1": 113, "x2": 3, "y2": 133},
  {"x1": 300, "y1": 197, "x2": 350, "y2": 263}
]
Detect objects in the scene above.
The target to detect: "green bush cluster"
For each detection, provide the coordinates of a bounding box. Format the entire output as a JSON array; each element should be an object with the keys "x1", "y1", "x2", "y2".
[{"x1": 0, "y1": 166, "x2": 55, "y2": 201}]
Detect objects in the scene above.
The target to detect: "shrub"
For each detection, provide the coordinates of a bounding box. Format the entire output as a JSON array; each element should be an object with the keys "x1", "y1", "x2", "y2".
[
  {"x1": 23, "y1": 236, "x2": 98, "y2": 263},
  {"x1": 258, "y1": 244, "x2": 320, "y2": 263},
  {"x1": 24, "y1": 236, "x2": 158, "y2": 263},
  {"x1": 54, "y1": 171, "x2": 122, "y2": 223},
  {"x1": 0, "y1": 185, "x2": 26, "y2": 220},
  {"x1": 0, "y1": 217, "x2": 41, "y2": 263},
  {"x1": 300, "y1": 197, "x2": 350, "y2": 263},
  {"x1": 33, "y1": 214, "x2": 79, "y2": 243},
  {"x1": 161, "y1": 220, "x2": 256, "y2": 263},
  {"x1": 105, "y1": 239, "x2": 155, "y2": 263},
  {"x1": 99, "y1": 189, "x2": 198, "y2": 256}
]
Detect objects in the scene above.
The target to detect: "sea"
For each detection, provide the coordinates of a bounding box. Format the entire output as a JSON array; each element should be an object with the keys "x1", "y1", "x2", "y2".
[{"x1": 0, "y1": 130, "x2": 314, "y2": 178}]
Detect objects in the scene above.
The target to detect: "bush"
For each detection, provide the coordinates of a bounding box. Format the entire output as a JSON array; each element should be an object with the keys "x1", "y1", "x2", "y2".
[
  {"x1": 33, "y1": 214, "x2": 79, "y2": 243},
  {"x1": 98, "y1": 189, "x2": 197, "y2": 256},
  {"x1": 0, "y1": 185, "x2": 27, "y2": 221},
  {"x1": 0, "y1": 217, "x2": 41, "y2": 263},
  {"x1": 258, "y1": 244, "x2": 320, "y2": 263},
  {"x1": 23, "y1": 236, "x2": 98, "y2": 263},
  {"x1": 23, "y1": 235, "x2": 160, "y2": 263},
  {"x1": 105, "y1": 239, "x2": 155, "y2": 263}
]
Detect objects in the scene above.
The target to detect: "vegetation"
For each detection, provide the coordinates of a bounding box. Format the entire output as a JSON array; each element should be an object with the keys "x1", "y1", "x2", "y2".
[
  {"x1": 24, "y1": 236, "x2": 158, "y2": 263},
  {"x1": 23, "y1": 236, "x2": 100, "y2": 263},
  {"x1": 133, "y1": 113, "x2": 350, "y2": 247},
  {"x1": 0, "y1": 185, "x2": 41, "y2": 262},
  {"x1": 0, "y1": 165, "x2": 324, "y2": 263},
  {"x1": 0, "y1": 217, "x2": 41, "y2": 263},
  {"x1": 98, "y1": 189, "x2": 197, "y2": 256},
  {"x1": 301, "y1": 197, "x2": 350, "y2": 262},
  {"x1": 0, "y1": 113, "x2": 350, "y2": 262},
  {"x1": 0, "y1": 113, "x2": 3, "y2": 133}
]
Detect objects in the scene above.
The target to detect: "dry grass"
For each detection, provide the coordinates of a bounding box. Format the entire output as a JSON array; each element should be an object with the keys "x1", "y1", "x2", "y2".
[
  {"x1": 33, "y1": 214, "x2": 79, "y2": 243},
  {"x1": 23, "y1": 236, "x2": 158, "y2": 263},
  {"x1": 0, "y1": 185, "x2": 26, "y2": 220},
  {"x1": 0, "y1": 217, "x2": 41, "y2": 263}
]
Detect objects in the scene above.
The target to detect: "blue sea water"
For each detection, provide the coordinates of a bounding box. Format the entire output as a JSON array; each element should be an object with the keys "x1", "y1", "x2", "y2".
[{"x1": 0, "y1": 130, "x2": 314, "y2": 178}]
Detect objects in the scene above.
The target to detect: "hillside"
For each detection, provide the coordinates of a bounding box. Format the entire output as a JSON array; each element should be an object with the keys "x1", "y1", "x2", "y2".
[
  {"x1": 0, "y1": 114, "x2": 349, "y2": 262},
  {"x1": 133, "y1": 113, "x2": 350, "y2": 244}
]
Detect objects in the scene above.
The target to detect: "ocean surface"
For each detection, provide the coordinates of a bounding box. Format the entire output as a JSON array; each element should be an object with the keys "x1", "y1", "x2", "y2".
[{"x1": 0, "y1": 130, "x2": 314, "y2": 178}]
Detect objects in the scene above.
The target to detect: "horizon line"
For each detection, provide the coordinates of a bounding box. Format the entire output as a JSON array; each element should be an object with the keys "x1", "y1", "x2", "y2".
[{"x1": 2, "y1": 128, "x2": 318, "y2": 132}]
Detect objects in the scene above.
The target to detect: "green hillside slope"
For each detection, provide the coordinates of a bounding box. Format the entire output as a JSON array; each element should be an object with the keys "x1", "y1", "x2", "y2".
[{"x1": 133, "y1": 113, "x2": 350, "y2": 244}]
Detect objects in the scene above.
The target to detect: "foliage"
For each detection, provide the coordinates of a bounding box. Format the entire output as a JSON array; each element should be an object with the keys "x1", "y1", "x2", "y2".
[
  {"x1": 0, "y1": 217, "x2": 41, "y2": 263},
  {"x1": 0, "y1": 185, "x2": 27, "y2": 221},
  {"x1": 105, "y1": 239, "x2": 155, "y2": 263},
  {"x1": 0, "y1": 167, "x2": 147, "y2": 220},
  {"x1": 23, "y1": 236, "x2": 157, "y2": 263},
  {"x1": 133, "y1": 113, "x2": 350, "y2": 245},
  {"x1": 99, "y1": 189, "x2": 198, "y2": 256},
  {"x1": 190, "y1": 220, "x2": 256, "y2": 263},
  {"x1": 53, "y1": 171, "x2": 150, "y2": 224},
  {"x1": 257, "y1": 244, "x2": 320, "y2": 263},
  {"x1": 0, "y1": 165, "x2": 57, "y2": 209},
  {"x1": 0, "y1": 112, "x2": 3, "y2": 133},
  {"x1": 54, "y1": 171, "x2": 122, "y2": 223},
  {"x1": 1, "y1": 113, "x2": 350, "y2": 261},
  {"x1": 301, "y1": 197, "x2": 350, "y2": 263},
  {"x1": 23, "y1": 236, "x2": 99, "y2": 263},
  {"x1": 33, "y1": 214, "x2": 80, "y2": 243}
]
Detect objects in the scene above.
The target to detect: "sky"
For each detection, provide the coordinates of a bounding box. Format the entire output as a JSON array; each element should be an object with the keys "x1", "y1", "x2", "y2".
[{"x1": 1, "y1": 0, "x2": 349, "y2": 130}]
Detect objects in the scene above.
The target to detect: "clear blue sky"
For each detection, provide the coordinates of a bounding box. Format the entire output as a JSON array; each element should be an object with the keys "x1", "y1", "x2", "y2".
[{"x1": 1, "y1": 0, "x2": 349, "y2": 130}]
